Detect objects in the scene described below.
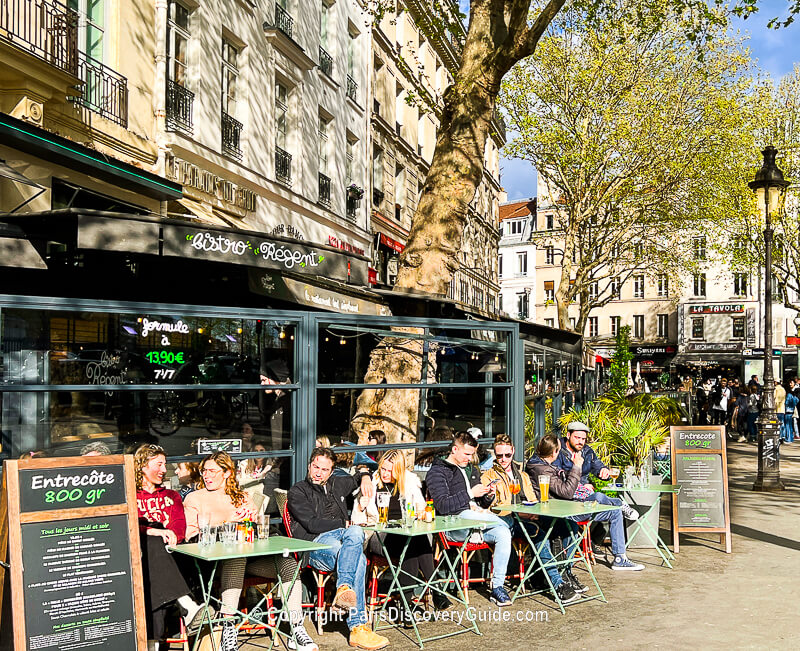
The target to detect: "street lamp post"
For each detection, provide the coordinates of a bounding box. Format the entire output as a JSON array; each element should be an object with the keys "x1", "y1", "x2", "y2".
[{"x1": 748, "y1": 145, "x2": 789, "y2": 492}]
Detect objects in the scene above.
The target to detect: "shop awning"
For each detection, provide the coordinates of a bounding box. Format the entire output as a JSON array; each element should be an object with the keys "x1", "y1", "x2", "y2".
[
  {"x1": 0, "y1": 112, "x2": 182, "y2": 201},
  {"x1": 176, "y1": 198, "x2": 237, "y2": 228},
  {"x1": 0, "y1": 235, "x2": 46, "y2": 269},
  {"x1": 673, "y1": 352, "x2": 742, "y2": 365}
]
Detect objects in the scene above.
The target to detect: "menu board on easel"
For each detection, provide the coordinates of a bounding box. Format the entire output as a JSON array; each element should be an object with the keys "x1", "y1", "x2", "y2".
[
  {"x1": 0, "y1": 456, "x2": 146, "y2": 651},
  {"x1": 670, "y1": 425, "x2": 732, "y2": 553}
]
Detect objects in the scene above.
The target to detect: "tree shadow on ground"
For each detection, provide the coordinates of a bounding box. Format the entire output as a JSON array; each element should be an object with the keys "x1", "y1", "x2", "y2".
[{"x1": 730, "y1": 523, "x2": 800, "y2": 552}]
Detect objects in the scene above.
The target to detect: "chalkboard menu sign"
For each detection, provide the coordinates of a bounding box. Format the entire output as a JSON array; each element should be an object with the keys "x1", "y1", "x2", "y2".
[
  {"x1": 670, "y1": 426, "x2": 731, "y2": 553},
  {"x1": 0, "y1": 456, "x2": 146, "y2": 651}
]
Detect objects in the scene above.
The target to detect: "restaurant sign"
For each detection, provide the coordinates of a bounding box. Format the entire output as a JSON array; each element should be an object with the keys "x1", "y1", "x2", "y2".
[
  {"x1": 631, "y1": 345, "x2": 677, "y2": 356},
  {"x1": 166, "y1": 157, "x2": 257, "y2": 211},
  {"x1": 688, "y1": 304, "x2": 745, "y2": 314},
  {"x1": 162, "y1": 225, "x2": 368, "y2": 284},
  {"x1": 685, "y1": 342, "x2": 743, "y2": 352}
]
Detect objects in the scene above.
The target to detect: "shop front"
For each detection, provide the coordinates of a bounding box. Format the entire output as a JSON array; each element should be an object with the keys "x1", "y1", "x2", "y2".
[
  {"x1": 630, "y1": 344, "x2": 678, "y2": 386},
  {"x1": 673, "y1": 342, "x2": 744, "y2": 381}
]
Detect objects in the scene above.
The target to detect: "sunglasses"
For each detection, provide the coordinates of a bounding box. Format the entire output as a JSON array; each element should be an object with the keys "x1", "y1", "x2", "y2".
[{"x1": 496, "y1": 453, "x2": 514, "y2": 459}]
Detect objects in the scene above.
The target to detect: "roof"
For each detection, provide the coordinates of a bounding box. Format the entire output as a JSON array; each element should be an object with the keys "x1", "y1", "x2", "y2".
[{"x1": 499, "y1": 198, "x2": 536, "y2": 222}]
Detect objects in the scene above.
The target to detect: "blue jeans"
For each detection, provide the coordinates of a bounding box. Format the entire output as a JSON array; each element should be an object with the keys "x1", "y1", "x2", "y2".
[
  {"x1": 747, "y1": 412, "x2": 759, "y2": 441},
  {"x1": 500, "y1": 515, "x2": 569, "y2": 588},
  {"x1": 570, "y1": 492, "x2": 626, "y2": 556},
  {"x1": 308, "y1": 526, "x2": 367, "y2": 629},
  {"x1": 782, "y1": 413, "x2": 795, "y2": 442},
  {"x1": 447, "y1": 510, "x2": 511, "y2": 589}
]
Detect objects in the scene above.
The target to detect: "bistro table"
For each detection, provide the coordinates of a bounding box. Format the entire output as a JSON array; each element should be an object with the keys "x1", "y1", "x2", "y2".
[
  {"x1": 493, "y1": 499, "x2": 622, "y2": 613},
  {"x1": 362, "y1": 516, "x2": 496, "y2": 649},
  {"x1": 169, "y1": 536, "x2": 330, "y2": 651},
  {"x1": 600, "y1": 484, "x2": 682, "y2": 568}
]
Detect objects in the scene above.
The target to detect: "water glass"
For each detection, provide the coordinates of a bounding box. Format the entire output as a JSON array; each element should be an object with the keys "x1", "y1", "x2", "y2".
[
  {"x1": 257, "y1": 514, "x2": 270, "y2": 540},
  {"x1": 220, "y1": 521, "x2": 237, "y2": 545},
  {"x1": 199, "y1": 524, "x2": 214, "y2": 547}
]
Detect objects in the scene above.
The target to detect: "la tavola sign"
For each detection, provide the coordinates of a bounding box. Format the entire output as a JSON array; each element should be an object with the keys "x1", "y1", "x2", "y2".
[{"x1": 166, "y1": 157, "x2": 257, "y2": 211}]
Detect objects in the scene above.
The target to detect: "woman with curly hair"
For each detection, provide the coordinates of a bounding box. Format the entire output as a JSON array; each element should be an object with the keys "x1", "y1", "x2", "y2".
[
  {"x1": 183, "y1": 452, "x2": 317, "y2": 651},
  {"x1": 134, "y1": 444, "x2": 210, "y2": 649}
]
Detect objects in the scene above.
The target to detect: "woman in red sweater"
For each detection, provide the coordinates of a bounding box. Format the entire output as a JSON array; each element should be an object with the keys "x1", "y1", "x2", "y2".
[{"x1": 135, "y1": 444, "x2": 212, "y2": 649}]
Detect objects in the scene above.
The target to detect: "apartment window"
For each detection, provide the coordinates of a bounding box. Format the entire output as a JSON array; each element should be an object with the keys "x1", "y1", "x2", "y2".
[
  {"x1": 394, "y1": 165, "x2": 406, "y2": 221},
  {"x1": 460, "y1": 280, "x2": 468, "y2": 303},
  {"x1": 474, "y1": 287, "x2": 484, "y2": 310},
  {"x1": 221, "y1": 39, "x2": 239, "y2": 115},
  {"x1": 544, "y1": 280, "x2": 555, "y2": 303},
  {"x1": 498, "y1": 255, "x2": 503, "y2": 278},
  {"x1": 693, "y1": 273, "x2": 706, "y2": 297},
  {"x1": 516, "y1": 292, "x2": 529, "y2": 319},
  {"x1": 633, "y1": 274, "x2": 645, "y2": 299},
  {"x1": 589, "y1": 281, "x2": 598, "y2": 301},
  {"x1": 609, "y1": 277, "x2": 620, "y2": 297},
  {"x1": 610, "y1": 316, "x2": 621, "y2": 337},
  {"x1": 166, "y1": 1, "x2": 193, "y2": 133},
  {"x1": 693, "y1": 237, "x2": 706, "y2": 260},
  {"x1": 275, "y1": 81, "x2": 291, "y2": 184},
  {"x1": 657, "y1": 314, "x2": 668, "y2": 338},
  {"x1": 545, "y1": 246, "x2": 555, "y2": 265},
  {"x1": 346, "y1": 138, "x2": 355, "y2": 184},
  {"x1": 588, "y1": 317, "x2": 598, "y2": 338},
  {"x1": 692, "y1": 317, "x2": 704, "y2": 339},
  {"x1": 657, "y1": 273, "x2": 668, "y2": 298},
  {"x1": 506, "y1": 220, "x2": 523, "y2": 235},
  {"x1": 734, "y1": 273, "x2": 748, "y2": 297},
  {"x1": 320, "y1": 1, "x2": 330, "y2": 48},
  {"x1": 732, "y1": 316, "x2": 745, "y2": 339},
  {"x1": 517, "y1": 252, "x2": 528, "y2": 276},
  {"x1": 545, "y1": 214, "x2": 554, "y2": 230},
  {"x1": 70, "y1": 0, "x2": 105, "y2": 61},
  {"x1": 372, "y1": 147, "x2": 384, "y2": 203},
  {"x1": 633, "y1": 315, "x2": 644, "y2": 339},
  {"x1": 570, "y1": 317, "x2": 577, "y2": 330},
  {"x1": 610, "y1": 243, "x2": 621, "y2": 258},
  {"x1": 634, "y1": 242, "x2": 644, "y2": 258},
  {"x1": 545, "y1": 318, "x2": 555, "y2": 328}
]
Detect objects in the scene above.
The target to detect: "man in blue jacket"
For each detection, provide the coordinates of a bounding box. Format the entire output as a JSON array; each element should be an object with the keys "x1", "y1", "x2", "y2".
[{"x1": 427, "y1": 430, "x2": 513, "y2": 606}]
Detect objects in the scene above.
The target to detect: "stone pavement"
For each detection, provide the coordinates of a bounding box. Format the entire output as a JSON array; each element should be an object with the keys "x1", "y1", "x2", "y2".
[{"x1": 237, "y1": 442, "x2": 799, "y2": 650}]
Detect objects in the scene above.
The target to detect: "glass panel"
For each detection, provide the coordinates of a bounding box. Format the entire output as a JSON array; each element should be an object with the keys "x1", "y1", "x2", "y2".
[
  {"x1": 430, "y1": 328, "x2": 508, "y2": 383},
  {"x1": 0, "y1": 308, "x2": 295, "y2": 385},
  {"x1": 1, "y1": 389, "x2": 293, "y2": 460},
  {"x1": 428, "y1": 387, "x2": 506, "y2": 439},
  {"x1": 317, "y1": 323, "x2": 424, "y2": 384}
]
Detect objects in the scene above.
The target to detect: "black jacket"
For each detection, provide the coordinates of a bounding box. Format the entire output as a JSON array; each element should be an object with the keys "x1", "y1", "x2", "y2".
[
  {"x1": 288, "y1": 473, "x2": 364, "y2": 541},
  {"x1": 426, "y1": 456, "x2": 494, "y2": 515}
]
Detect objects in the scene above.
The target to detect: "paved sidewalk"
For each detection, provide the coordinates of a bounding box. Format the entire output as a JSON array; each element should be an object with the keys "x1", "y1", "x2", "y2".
[{"x1": 238, "y1": 442, "x2": 799, "y2": 650}]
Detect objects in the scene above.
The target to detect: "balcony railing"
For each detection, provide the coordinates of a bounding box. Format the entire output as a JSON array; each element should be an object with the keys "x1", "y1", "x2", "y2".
[
  {"x1": 318, "y1": 172, "x2": 331, "y2": 207},
  {"x1": 222, "y1": 111, "x2": 243, "y2": 160},
  {"x1": 274, "y1": 3, "x2": 293, "y2": 38},
  {"x1": 166, "y1": 79, "x2": 194, "y2": 134},
  {"x1": 346, "y1": 194, "x2": 360, "y2": 221},
  {"x1": 372, "y1": 188, "x2": 384, "y2": 207},
  {"x1": 71, "y1": 51, "x2": 128, "y2": 127},
  {"x1": 346, "y1": 75, "x2": 358, "y2": 102},
  {"x1": 276, "y1": 146, "x2": 292, "y2": 185},
  {"x1": 319, "y1": 46, "x2": 333, "y2": 78},
  {"x1": 0, "y1": 0, "x2": 78, "y2": 76}
]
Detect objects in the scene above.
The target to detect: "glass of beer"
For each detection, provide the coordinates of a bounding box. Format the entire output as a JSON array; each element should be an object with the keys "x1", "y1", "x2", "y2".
[
  {"x1": 609, "y1": 467, "x2": 621, "y2": 484},
  {"x1": 376, "y1": 491, "x2": 390, "y2": 525},
  {"x1": 539, "y1": 474, "x2": 551, "y2": 503}
]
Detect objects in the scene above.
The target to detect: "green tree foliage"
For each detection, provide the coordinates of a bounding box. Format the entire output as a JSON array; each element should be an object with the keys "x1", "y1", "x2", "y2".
[
  {"x1": 500, "y1": 7, "x2": 758, "y2": 331},
  {"x1": 609, "y1": 325, "x2": 634, "y2": 395}
]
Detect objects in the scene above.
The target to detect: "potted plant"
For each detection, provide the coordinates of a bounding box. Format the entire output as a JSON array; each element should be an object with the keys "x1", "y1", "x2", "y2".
[{"x1": 346, "y1": 183, "x2": 364, "y2": 199}]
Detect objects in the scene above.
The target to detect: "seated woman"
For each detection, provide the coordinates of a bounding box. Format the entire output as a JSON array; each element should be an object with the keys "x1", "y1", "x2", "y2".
[
  {"x1": 352, "y1": 449, "x2": 452, "y2": 618},
  {"x1": 183, "y1": 452, "x2": 317, "y2": 651},
  {"x1": 134, "y1": 444, "x2": 212, "y2": 649}
]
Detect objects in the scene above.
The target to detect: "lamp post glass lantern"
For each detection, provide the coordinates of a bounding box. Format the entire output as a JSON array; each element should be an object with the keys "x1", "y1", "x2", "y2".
[{"x1": 748, "y1": 145, "x2": 789, "y2": 492}]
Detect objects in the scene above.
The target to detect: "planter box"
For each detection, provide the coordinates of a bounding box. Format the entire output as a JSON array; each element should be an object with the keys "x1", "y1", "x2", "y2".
[{"x1": 624, "y1": 474, "x2": 664, "y2": 548}]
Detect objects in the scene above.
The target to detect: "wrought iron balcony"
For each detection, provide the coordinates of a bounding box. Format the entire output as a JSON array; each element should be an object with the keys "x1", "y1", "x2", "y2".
[
  {"x1": 274, "y1": 3, "x2": 293, "y2": 39},
  {"x1": 346, "y1": 75, "x2": 358, "y2": 102},
  {"x1": 0, "y1": 0, "x2": 78, "y2": 76},
  {"x1": 372, "y1": 188, "x2": 384, "y2": 207},
  {"x1": 318, "y1": 172, "x2": 331, "y2": 208},
  {"x1": 71, "y1": 51, "x2": 128, "y2": 127},
  {"x1": 319, "y1": 46, "x2": 333, "y2": 78},
  {"x1": 275, "y1": 146, "x2": 292, "y2": 185},
  {"x1": 166, "y1": 79, "x2": 194, "y2": 134},
  {"x1": 222, "y1": 111, "x2": 243, "y2": 160},
  {"x1": 346, "y1": 194, "x2": 360, "y2": 221}
]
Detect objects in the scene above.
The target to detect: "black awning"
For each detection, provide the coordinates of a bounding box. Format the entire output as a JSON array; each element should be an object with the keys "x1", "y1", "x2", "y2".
[
  {"x1": 0, "y1": 113, "x2": 182, "y2": 201},
  {"x1": 673, "y1": 352, "x2": 743, "y2": 365}
]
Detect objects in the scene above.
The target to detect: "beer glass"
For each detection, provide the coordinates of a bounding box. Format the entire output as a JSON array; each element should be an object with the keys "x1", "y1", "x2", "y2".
[
  {"x1": 377, "y1": 491, "x2": 390, "y2": 525},
  {"x1": 539, "y1": 474, "x2": 551, "y2": 503}
]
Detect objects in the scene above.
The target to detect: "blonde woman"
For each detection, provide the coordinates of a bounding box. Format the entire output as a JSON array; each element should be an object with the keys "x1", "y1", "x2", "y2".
[
  {"x1": 183, "y1": 452, "x2": 317, "y2": 651},
  {"x1": 134, "y1": 444, "x2": 211, "y2": 647},
  {"x1": 353, "y1": 449, "x2": 451, "y2": 614}
]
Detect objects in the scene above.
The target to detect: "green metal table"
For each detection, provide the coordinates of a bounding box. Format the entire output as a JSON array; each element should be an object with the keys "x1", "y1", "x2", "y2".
[
  {"x1": 362, "y1": 516, "x2": 496, "y2": 649},
  {"x1": 169, "y1": 536, "x2": 330, "y2": 651},
  {"x1": 600, "y1": 484, "x2": 682, "y2": 568},
  {"x1": 493, "y1": 499, "x2": 622, "y2": 613}
]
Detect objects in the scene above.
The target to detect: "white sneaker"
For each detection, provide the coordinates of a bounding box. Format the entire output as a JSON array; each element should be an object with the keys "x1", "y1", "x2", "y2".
[
  {"x1": 620, "y1": 503, "x2": 639, "y2": 521},
  {"x1": 287, "y1": 624, "x2": 318, "y2": 651}
]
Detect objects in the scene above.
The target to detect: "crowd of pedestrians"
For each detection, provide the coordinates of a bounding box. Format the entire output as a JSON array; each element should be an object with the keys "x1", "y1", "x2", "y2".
[{"x1": 694, "y1": 374, "x2": 798, "y2": 443}]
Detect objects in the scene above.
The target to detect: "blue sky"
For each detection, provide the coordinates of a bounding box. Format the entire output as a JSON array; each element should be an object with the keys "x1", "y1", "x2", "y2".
[{"x1": 496, "y1": 0, "x2": 800, "y2": 201}]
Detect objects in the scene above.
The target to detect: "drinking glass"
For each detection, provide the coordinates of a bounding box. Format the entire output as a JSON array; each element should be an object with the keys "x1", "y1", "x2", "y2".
[
  {"x1": 376, "y1": 491, "x2": 390, "y2": 526},
  {"x1": 538, "y1": 475, "x2": 551, "y2": 503},
  {"x1": 220, "y1": 521, "x2": 237, "y2": 545},
  {"x1": 257, "y1": 514, "x2": 270, "y2": 540},
  {"x1": 609, "y1": 467, "x2": 621, "y2": 484}
]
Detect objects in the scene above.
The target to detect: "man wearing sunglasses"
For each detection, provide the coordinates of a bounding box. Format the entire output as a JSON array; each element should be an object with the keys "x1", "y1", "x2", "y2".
[{"x1": 482, "y1": 434, "x2": 580, "y2": 604}]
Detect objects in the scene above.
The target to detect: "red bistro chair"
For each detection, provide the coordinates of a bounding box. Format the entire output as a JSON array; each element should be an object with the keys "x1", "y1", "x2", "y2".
[{"x1": 436, "y1": 532, "x2": 492, "y2": 605}]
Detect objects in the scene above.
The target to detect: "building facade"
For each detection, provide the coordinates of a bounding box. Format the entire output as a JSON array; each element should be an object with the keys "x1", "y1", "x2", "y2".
[
  {"x1": 370, "y1": 0, "x2": 504, "y2": 315},
  {"x1": 498, "y1": 198, "x2": 537, "y2": 321}
]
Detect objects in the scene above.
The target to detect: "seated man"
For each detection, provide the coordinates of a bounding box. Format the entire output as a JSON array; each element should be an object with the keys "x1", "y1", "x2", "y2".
[
  {"x1": 482, "y1": 434, "x2": 581, "y2": 603},
  {"x1": 527, "y1": 434, "x2": 644, "y2": 571},
  {"x1": 288, "y1": 447, "x2": 389, "y2": 651},
  {"x1": 426, "y1": 430, "x2": 513, "y2": 606}
]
